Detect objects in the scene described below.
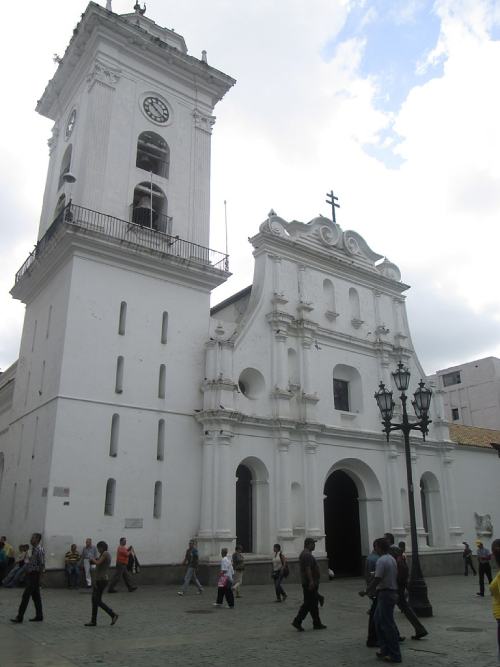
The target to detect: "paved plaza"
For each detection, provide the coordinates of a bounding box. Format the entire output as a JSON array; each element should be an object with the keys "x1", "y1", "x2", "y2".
[{"x1": 0, "y1": 574, "x2": 498, "y2": 667}]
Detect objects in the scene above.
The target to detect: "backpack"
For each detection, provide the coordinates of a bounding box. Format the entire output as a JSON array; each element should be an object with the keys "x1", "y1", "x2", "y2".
[
  {"x1": 389, "y1": 546, "x2": 409, "y2": 586},
  {"x1": 280, "y1": 553, "x2": 290, "y2": 578}
]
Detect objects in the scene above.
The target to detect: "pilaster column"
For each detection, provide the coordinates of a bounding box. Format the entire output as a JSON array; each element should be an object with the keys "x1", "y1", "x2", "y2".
[
  {"x1": 275, "y1": 332, "x2": 288, "y2": 390},
  {"x1": 197, "y1": 430, "x2": 234, "y2": 559},
  {"x1": 198, "y1": 433, "x2": 216, "y2": 540},
  {"x1": 442, "y1": 446, "x2": 463, "y2": 544},
  {"x1": 410, "y1": 448, "x2": 427, "y2": 548},
  {"x1": 386, "y1": 444, "x2": 406, "y2": 541},
  {"x1": 304, "y1": 441, "x2": 323, "y2": 536},
  {"x1": 188, "y1": 110, "x2": 214, "y2": 248},
  {"x1": 81, "y1": 59, "x2": 121, "y2": 213},
  {"x1": 276, "y1": 437, "x2": 293, "y2": 538}
]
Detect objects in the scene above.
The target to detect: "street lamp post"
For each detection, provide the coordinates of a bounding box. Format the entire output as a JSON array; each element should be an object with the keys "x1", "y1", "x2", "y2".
[{"x1": 374, "y1": 361, "x2": 433, "y2": 618}]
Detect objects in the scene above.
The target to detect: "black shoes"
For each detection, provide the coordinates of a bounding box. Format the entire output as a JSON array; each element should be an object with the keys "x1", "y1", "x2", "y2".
[
  {"x1": 84, "y1": 621, "x2": 97, "y2": 626},
  {"x1": 111, "y1": 614, "x2": 119, "y2": 625},
  {"x1": 128, "y1": 587, "x2": 137, "y2": 592},
  {"x1": 313, "y1": 623, "x2": 327, "y2": 630},
  {"x1": 29, "y1": 617, "x2": 43, "y2": 622},
  {"x1": 10, "y1": 617, "x2": 22, "y2": 624},
  {"x1": 411, "y1": 630, "x2": 428, "y2": 640},
  {"x1": 291, "y1": 619, "x2": 304, "y2": 632}
]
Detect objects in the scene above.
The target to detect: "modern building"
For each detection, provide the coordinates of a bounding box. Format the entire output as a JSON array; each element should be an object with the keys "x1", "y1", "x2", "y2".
[
  {"x1": 431, "y1": 357, "x2": 500, "y2": 430},
  {"x1": 0, "y1": 2, "x2": 498, "y2": 576}
]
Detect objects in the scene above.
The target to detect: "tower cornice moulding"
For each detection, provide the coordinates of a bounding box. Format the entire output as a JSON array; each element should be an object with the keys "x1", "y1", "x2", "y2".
[{"x1": 87, "y1": 58, "x2": 121, "y2": 91}]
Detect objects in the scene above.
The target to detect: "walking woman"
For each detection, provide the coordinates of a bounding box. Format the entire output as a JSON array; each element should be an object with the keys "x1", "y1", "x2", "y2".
[
  {"x1": 272, "y1": 543, "x2": 288, "y2": 602},
  {"x1": 213, "y1": 548, "x2": 234, "y2": 608},
  {"x1": 490, "y1": 538, "x2": 500, "y2": 666},
  {"x1": 85, "y1": 541, "x2": 119, "y2": 627}
]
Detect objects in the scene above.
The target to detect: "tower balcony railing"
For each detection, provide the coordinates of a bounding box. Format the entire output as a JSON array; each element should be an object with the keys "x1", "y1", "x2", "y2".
[{"x1": 15, "y1": 203, "x2": 229, "y2": 284}]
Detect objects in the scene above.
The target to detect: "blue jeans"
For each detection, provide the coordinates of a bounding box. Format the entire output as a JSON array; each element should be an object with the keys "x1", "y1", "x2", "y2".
[
  {"x1": 66, "y1": 563, "x2": 80, "y2": 588},
  {"x1": 374, "y1": 590, "x2": 401, "y2": 662},
  {"x1": 181, "y1": 567, "x2": 203, "y2": 593}
]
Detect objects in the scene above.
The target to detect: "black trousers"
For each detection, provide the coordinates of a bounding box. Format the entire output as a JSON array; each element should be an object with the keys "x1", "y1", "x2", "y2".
[
  {"x1": 216, "y1": 582, "x2": 234, "y2": 607},
  {"x1": 294, "y1": 585, "x2": 322, "y2": 627},
  {"x1": 91, "y1": 580, "x2": 115, "y2": 622},
  {"x1": 397, "y1": 586, "x2": 426, "y2": 634},
  {"x1": 18, "y1": 572, "x2": 43, "y2": 620},
  {"x1": 478, "y1": 562, "x2": 492, "y2": 595},
  {"x1": 464, "y1": 556, "x2": 476, "y2": 575}
]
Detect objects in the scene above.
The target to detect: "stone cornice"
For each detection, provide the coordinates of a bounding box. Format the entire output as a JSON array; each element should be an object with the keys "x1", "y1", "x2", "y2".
[
  {"x1": 36, "y1": 3, "x2": 235, "y2": 119},
  {"x1": 251, "y1": 230, "x2": 409, "y2": 297},
  {"x1": 11, "y1": 224, "x2": 229, "y2": 304}
]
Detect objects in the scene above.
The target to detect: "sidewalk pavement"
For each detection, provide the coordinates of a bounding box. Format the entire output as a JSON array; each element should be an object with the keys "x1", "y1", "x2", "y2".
[{"x1": 0, "y1": 574, "x2": 498, "y2": 667}]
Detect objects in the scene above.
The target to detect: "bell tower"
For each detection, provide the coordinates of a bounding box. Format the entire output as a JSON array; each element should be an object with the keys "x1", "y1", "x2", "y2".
[
  {"x1": 37, "y1": 1, "x2": 234, "y2": 247},
  {"x1": 4, "y1": 2, "x2": 235, "y2": 566}
]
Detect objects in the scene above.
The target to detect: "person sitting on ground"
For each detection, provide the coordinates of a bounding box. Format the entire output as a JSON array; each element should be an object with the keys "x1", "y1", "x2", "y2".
[
  {"x1": 2, "y1": 544, "x2": 30, "y2": 588},
  {"x1": 64, "y1": 544, "x2": 81, "y2": 588}
]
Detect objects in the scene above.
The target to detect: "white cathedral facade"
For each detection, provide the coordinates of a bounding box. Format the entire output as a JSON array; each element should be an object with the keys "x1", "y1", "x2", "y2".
[{"x1": 0, "y1": 2, "x2": 498, "y2": 573}]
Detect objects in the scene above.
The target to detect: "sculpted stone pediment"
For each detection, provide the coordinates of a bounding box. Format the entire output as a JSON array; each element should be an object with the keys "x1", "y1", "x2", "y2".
[{"x1": 258, "y1": 211, "x2": 400, "y2": 278}]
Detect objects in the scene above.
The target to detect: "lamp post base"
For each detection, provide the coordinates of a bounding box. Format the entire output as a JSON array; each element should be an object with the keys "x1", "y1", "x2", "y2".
[{"x1": 408, "y1": 577, "x2": 433, "y2": 617}]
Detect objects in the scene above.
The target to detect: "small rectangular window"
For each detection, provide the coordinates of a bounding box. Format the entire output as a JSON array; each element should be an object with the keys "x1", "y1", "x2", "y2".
[
  {"x1": 333, "y1": 379, "x2": 350, "y2": 411},
  {"x1": 158, "y1": 364, "x2": 166, "y2": 399},
  {"x1": 46, "y1": 305, "x2": 53, "y2": 339},
  {"x1": 115, "y1": 356, "x2": 124, "y2": 394},
  {"x1": 118, "y1": 301, "x2": 127, "y2": 336},
  {"x1": 110, "y1": 414, "x2": 119, "y2": 457},
  {"x1": 153, "y1": 481, "x2": 162, "y2": 518},
  {"x1": 157, "y1": 419, "x2": 165, "y2": 461},
  {"x1": 451, "y1": 407, "x2": 459, "y2": 421},
  {"x1": 442, "y1": 371, "x2": 461, "y2": 387},
  {"x1": 161, "y1": 311, "x2": 168, "y2": 344}
]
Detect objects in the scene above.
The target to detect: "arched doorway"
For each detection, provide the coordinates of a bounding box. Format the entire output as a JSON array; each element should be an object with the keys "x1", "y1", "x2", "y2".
[
  {"x1": 236, "y1": 464, "x2": 253, "y2": 552},
  {"x1": 324, "y1": 470, "x2": 362, "y2": 576}
]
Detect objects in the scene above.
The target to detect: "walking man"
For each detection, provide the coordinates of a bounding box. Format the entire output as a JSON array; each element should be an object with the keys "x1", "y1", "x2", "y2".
[
  {"x1": 10, "y1": 533, "x2": 45, "y2": 623},
  {"x1": 292, "y1": 537, "x2": 326, "y2": 631},
  {"x1": 232, "y1": 544, "x2": 245, "y2": 598},
  {"x1": 385, "y1": 532, "x2": 427, "y2": 640},
  {"x1": 368, "y1": 537, "x2": 402, "y2": 663},
  {"x1": 476, "y1": 540, "x2": 493, "y2": 597},
  {"x1": 81, "y1": 538, "x2": 98, "y2": 588},
  {"x1": 177, "y1": 539, "x2": 203, "y2": 596},
  {"x1": 108, "y1": 538, "x2": 137, "y2": 593},
  {"x1": 462, "y1": 541, "x2": 476, "y2": 576}
]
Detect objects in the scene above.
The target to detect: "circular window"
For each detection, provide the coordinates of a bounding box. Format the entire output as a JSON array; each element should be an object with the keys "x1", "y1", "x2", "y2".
[{"x1": 238, "y1": 368, "x2": 265, "y2": 399}]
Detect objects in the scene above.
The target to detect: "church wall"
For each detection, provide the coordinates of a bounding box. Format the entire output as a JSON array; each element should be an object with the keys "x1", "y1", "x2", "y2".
[
  {"x1": 30, "y1": 253, "x2": 211, "y2": 566},
  {"x1": 450, "y1": 447, "x2": 499, "y2": 545},
  {"x1": 42, "y1": 402, "x2": 203, "y2": 567}
]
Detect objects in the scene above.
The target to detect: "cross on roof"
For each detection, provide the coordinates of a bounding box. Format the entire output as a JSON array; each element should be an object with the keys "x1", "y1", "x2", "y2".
[{"x1": 325, "y1": 190, "x2": 340, "y2": 224}]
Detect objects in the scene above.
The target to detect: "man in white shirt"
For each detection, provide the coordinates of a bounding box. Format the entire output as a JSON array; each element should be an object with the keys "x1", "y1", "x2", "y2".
[{"x1": 368, "y1": 537, "x2": 401, "y2": 663}]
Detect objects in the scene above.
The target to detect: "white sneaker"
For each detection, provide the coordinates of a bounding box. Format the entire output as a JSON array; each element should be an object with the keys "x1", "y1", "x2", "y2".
[
  {"x1": 177, "y1": 591, "x2": 184, "y2": 596},
  {"x1": 212, "y1": 603, "x2": 222, "y2": 607},
  {"x1": 197, "y1": 589, "x2": 203, "y2": 594}
]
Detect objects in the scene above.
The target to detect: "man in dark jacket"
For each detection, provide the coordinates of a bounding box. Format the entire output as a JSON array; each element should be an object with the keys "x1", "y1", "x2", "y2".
[{"x1": 291, "y1": 537, "x2": 326, "y2": 631}]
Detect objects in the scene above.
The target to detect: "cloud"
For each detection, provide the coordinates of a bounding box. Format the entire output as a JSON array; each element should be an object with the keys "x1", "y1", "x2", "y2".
[{"x1": 1, "y1": 0, "x2": 500, "y2": 378}]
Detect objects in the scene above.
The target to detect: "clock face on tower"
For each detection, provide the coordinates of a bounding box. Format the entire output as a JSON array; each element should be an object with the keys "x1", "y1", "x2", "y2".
[
  {"x1": 142, "y1": 96, "x2": 170, "y2": 124},
  {"x1": 65, "y1": 109, "x2": 77, "y2": 139}
]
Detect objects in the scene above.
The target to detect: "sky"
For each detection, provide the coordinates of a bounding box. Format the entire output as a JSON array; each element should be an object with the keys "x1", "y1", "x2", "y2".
[{"x1": 1, "y1": 0, "x2": 500, "y2": 375}]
